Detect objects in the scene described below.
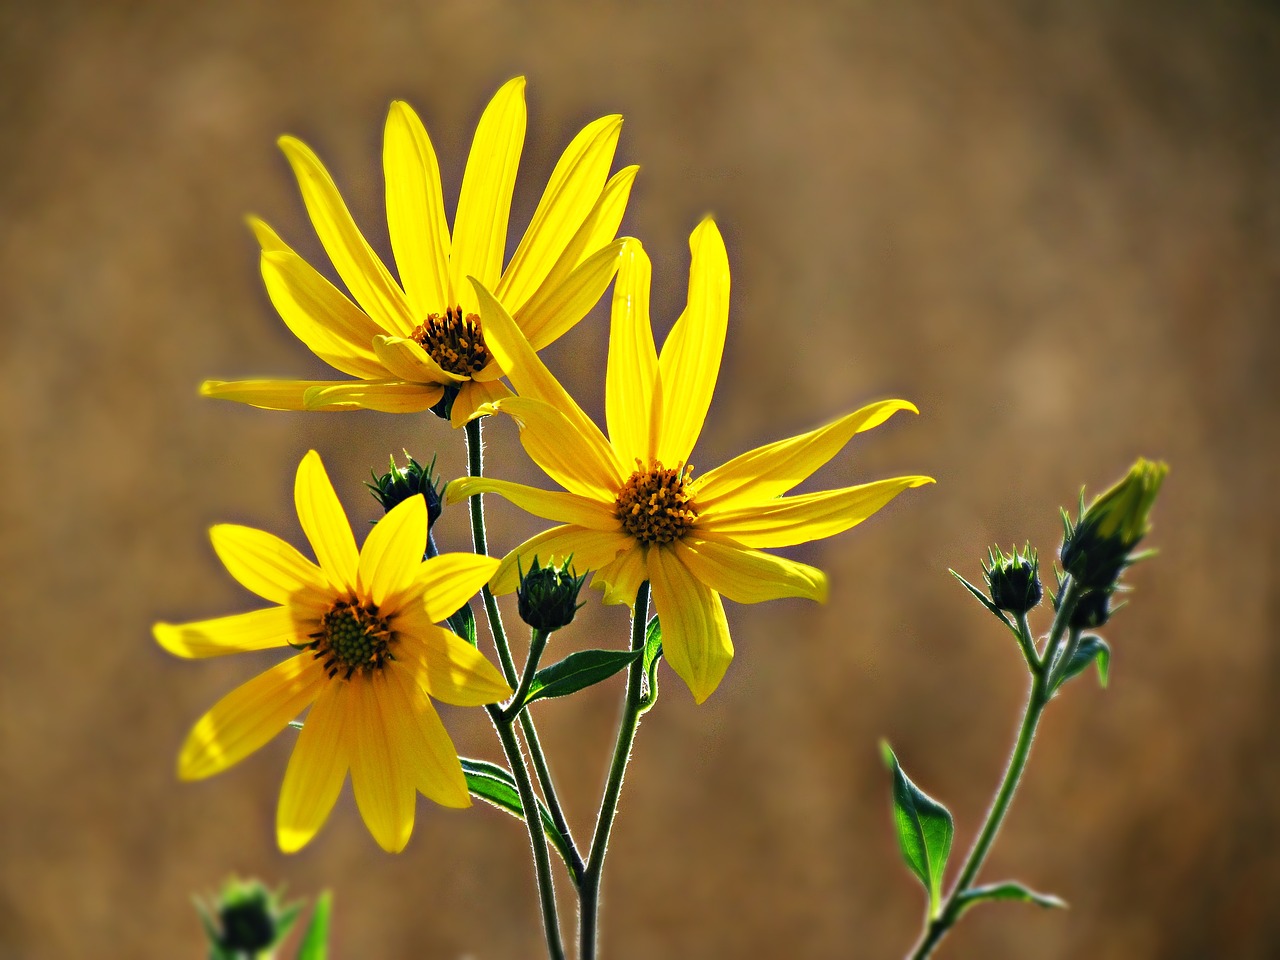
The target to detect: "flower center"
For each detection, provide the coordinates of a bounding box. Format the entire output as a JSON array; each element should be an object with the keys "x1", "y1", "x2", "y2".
[
  {"x1": 615, "y1": 460, "x2": 698, "y2": 545},
  {"x1": 412, "y1": 306, "x2": 490, "y2": 377},
  {"x1": 308, "y1": 600, "x2": 393, "y2": 679}
]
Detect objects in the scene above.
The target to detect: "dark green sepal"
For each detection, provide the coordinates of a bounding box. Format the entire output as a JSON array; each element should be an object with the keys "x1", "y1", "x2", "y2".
[
  {"x1": 460, "y1": 758, "x2": 578, "y2": 883},
  {"x1": 446, "y1": 600, "x2": 478, "y2": 648},
  {"x1": 953, "y1": 881, "x2": 1067, "y2": 918},
  {"x1": 366, "y1": 452, "x2": 443, "y2": 526},
  {"x1": 519, "y1": 648, "x2": 643, "y2": 708},
  {"x1": 881, "y1": 741, "x2": 954, "y2": 918}
]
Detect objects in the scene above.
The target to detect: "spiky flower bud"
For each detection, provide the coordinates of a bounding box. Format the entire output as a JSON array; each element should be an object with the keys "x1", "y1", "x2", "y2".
[
  {"x1": 983, "y1": 544, "x2": 1043, "y2": 614},
  {"x1": 1069, "y1": 588, "x2": 1113, "y2": 629},
  {"x1": 517, "y1": 556, "x2": 587, "y2": 633},
  {"x1": 1060, "y1": 458, "x2": 1167, "y2": 592},
  {"x1": 367, "y1": 453, "x2": 443, "y2": 526},
  {"x1": 197, "y1": 877, "x2": 300, "y2": 955}
]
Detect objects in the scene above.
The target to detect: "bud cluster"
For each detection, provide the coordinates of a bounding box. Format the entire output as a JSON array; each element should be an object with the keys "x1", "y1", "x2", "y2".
[{"x1": 367, "y1": 452, "x2": 443, "y2": 526}]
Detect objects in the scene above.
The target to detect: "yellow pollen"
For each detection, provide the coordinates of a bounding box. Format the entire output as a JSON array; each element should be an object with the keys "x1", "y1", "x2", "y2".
[
  {"x1": 307, "y1": 600, "x2": 393, "y2": 680},
  {"x1": 412, "y1": 306, "x2": 490, "y2": 377},
  {"x1": 615, "y1": 460, "x2": 698, "y2": 545}
]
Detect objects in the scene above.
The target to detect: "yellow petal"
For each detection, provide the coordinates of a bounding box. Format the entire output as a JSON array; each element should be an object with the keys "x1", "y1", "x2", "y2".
[
  {"x1": 521, "y1": 239, "x2": 626, "y2": 353},
  {"x1": 295, "y1": 450, "x2": 359, "y2": 592},
  {"x1": 393, "y1": 615, "x2": 512, "y2": 706},
  {"x1": 606, "y1": 239, "x2": 659, "y2": 460},
  {"x1": 592, "y1": 542, "x2": 648, "y2": 607},
  {"x1": 692, "y1": 400, "x2": 920, "y2": 510},
  {"x1": 451, "y1": 77, "x2": 526, "y2": 313},
  {"x1": 674, "y1": 536, "x2": 827, "y2": 604},
  {"x1": 384, "y1": 100, "x2": 451, "y2": 317},
  {"x1": 357, "y1": 495, "x2": 427, "y2": 607},
  {"x1": 210, "y1": 524, "x2": 329, "y2": 605},
  {"x1": 414, "y1": 552, "x2": 502, "y2": 622},
  {"x1": 700, "y1": 476, "x2": 935, "y2": 548},
  {"x1": 201, "y1": 378, "x2": 334, "y2": 411},
  {"x1": 488, "y1": 396, "x2": 621, "y2": 499},
  {"x1": 277, "y1": 680, "x2": 349, "y2": 853},
  {"x1": 448, "y1": 377, "x2": 513, "y2": 428},
  {"x1": 371, "y1": 335, "x2": 466, "y2": 385},
  {"x1": 302, "y1": 379, "x2": 444, "y2": 413},
  {"x1": 247, "y1": 214, "x2": 290, "y2": 253},
  {"x1": 489, "y1": 525, "x2": 633, "y2": 595},
  {"x1": 178, "y1": 654, "x2": 324, "y2": 780},
  {"x1": 278, "y1": 135, "x2": 416, "y2": 336},
  {"x1": 497, "y1": 114, "x2": 623, "y2": 313},
  {"x1": 446, "y1": 476, "x2": 619, "y2": 530},
  {"x1": 646, "y1": 546, "x2": 732, "y2": 704},
  {"x1": 655, "y1": 218, "x2": 730, "y2": 465},
  {"x1": 581, "y1": 164, "x2": 638, "y2": 264},
  {"x1": 348, "y1": 673, "x2": 416, "y2": 852},
  {"x1": 155, "y1": 606, "x2": 300, "y2": 659},
  {"x1": 386, "y1": 664, "x2": 470, "y2": 807}
]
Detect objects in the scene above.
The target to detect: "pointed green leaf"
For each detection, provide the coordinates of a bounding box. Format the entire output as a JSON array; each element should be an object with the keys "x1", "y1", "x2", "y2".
[
  {"x1": 460, "y1": 758, "x2": 578, "y2": 882},
  {"x1": 954, "y1": 881, "x2": 1067, "y2": 918},
  {"x1": 881, "y1": 742, "x2": 954, "y2": 917},
  {"x1": 296, "y1": 891, "x2": 332, "y2": 960},
  {"x1": 949, "y1": 569, "x2": 1013, "y2": 630},
  {"x1": 446, "y1": 600, "x2": 478, "y2": 647},
  {"x1": 521, "y1": 648, "x2": 643, "y2": 706},
  {"x1": 640, "y1": 616, "x2": 663, "y2": 712},
  {"x1": 1052, "y1": 635, "x2": 1110, "y2": 693}
]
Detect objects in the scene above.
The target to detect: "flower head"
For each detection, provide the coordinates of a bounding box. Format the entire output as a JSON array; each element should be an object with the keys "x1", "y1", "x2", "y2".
[
  {"x1": 1060, "y1": 458, "x2": 1168, "y2": 591},
  {"x1": 202, "y1": 78, "x2": 637, "y2": 427},
  {"x1": 446, "y1": 221, "x2": 932, "y2": 702},
  {"x1": 155, "y1": 451, "x2": 511, "y2": 852}
]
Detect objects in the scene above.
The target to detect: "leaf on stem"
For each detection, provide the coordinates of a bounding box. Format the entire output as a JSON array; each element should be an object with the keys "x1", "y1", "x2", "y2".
[
  {"x1": 881, "y1": 741, "x2": 954, "y2": 918},
  {"x1": 460, "y1": 758, "x2": 577, "y2": 879},
  {"x1": 640, "y1": 615, "x2": 663, "y2": 712},
  {"x1": 520, "y1": 648, "x2": 643, "y2": 706},
  {"x1": 949, "y1": 570, "x2": 1020, "y2": 638},
  {"x1": 953, "y1": 881, "x2": 1066, "y2": 918},
  {"x1": 446, "y1": 601, "x2": 478, "y2": 647},
  {"x1": 297, "y1": 891, "x2": 333, "y2": 960},
  {"x1": 1051, "y1": 635, "x2": 1110, "y2": 693}
]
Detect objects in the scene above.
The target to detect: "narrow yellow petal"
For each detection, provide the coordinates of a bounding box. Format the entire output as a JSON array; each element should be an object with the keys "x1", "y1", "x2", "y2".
[
  {"x1": 448, "y1": 377, "x2": 512, "y2": 428},
  {"x1": 155, "y1": 606, "x2": 300, "y2": 659},
  {"x1": 277, "y1": 680, "x2": 349, "y2": 853},
  {"x1": 178, "y1": 654, "x2": 324, "y2": 780},
  {"x1": 497, "y1": 114, "x2": 623, "y2": 313},
  {"x1": 414, "y1": 552, "x2": 502, "y2": 623},
  {"x1": 201, "y1": 378, "x2": 334, "y2": 411},
  {"x1": 447, "y1": 476, "x2": 619, "y2": 531},
  {"x1": 451, "y1": 78, "x2": 526, "y2": 313},
  {"x1": 692, "y1": 400, "x2": 921, "y2": 510},
  {"x1": 384, "y1": 100, "x2": 451, "y2": 317},
  {"x1": 371, "y1": 335, "x2": 465, "y2": 385},
  {"x1": 295, "y1": 451, "x2": 359, "y2": 592},
  {"x1": 357, "y1": 495, "x2": 427, "y2": 607},
  {"x1": 580, "y1": 164, "x2": 638, "y2": 265},
  {"x1": 488, "y1": 396, "x2": 621, "y2": 500},
  {"x1": 302, "y1": 379, "x2": 444, "y2": 413},
  {"x1": 674, "y1": 536, "x2": 827, "y2": 604},
  {"x1": 655, "y1": 218, "x2": 730, "y2": 465},
  {"x1": 592, "y1": 542, "x2": 648, "y2": 607},
  {"x1": 386, "y1": 664, "x2": 470, "y2": 807},
  {"x1": 520, "y1": 240, "x2": 625, "y2": 353},
  {"x1": 605, "y1": 239, "x2": 658, "y2": 460},
  {"x1": 646, "y1": 546, "x2": 733, "y2": 704},
  {"x1": 489, "y1": 525, "x2": 633, "y2": 595},
  {"x1": 247, "y1": 214, "x2": 290, "y2": 253},
  {"x1": 278, "y1": 135, "x2": 416, "y2": 336},
  {"x1": 700, "y1": 476, "x2": 935, "y2": 548},
  {"x1": 210, "y1": 524, "x2": 329, "y2": 605},
  {"x1": 348, "y1": 673, "x2": 416, "y2": 852},
  {"x1": 393, "y1": 616, "x2": 511, "y2": 706}
]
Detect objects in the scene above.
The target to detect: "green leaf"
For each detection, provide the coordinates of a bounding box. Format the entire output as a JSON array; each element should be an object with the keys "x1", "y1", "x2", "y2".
[
  {"x1": 1053, "y1": 635, "x2": 1110, "y2": 692},
  {"x1": 446, "y1": 601, "x2": 478, "y2": 648},
  {"x1": 949, "y1": 569, "x2": 1013, "y2": 630},
  {"x1": 640, "y1": 616, "x2": 663, "y2": 712},
  {"x1": 460, "y1": 758, "x2": 578, "y2": 882},
  {"x1": 954, "y1": 881, "x2": 1067, "y2": 918},
  {"x1": 296, "y1": 891, "x2": 332, "y2": 960},
  {"x1": 881, "y1": 741, "x2": 954, "y2": 917},
  {"x1": 521, "y1": 648, "x2": 642, "y2": 706}
]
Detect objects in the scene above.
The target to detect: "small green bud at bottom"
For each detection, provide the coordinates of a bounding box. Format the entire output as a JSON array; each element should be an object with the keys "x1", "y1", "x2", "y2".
[
  {"x1": 517, "y1": 556, "x2": 588, "y2": 633},
  {"x1": 983, "y1": 544, "x2": 1043, "y2": 614}
]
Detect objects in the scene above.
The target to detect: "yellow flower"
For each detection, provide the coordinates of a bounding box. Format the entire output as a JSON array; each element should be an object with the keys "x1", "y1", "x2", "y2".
[
  {"x1": 155, "y1": 451, "x2": 511, "y2": 853},
  {"x1": 202, "y1": 77, "x2": 637, "y2": 427},
  {"x1": 446, "y1": 221, "x2": 933, "y2": 702}
]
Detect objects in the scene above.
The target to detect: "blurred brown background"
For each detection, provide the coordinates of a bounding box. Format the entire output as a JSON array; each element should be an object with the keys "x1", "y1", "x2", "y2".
[{"x1": 3, "y1": 1, "x2": 1278, "y2": 957}]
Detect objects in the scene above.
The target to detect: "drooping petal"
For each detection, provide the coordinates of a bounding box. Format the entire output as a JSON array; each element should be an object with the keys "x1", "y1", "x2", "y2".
[
  {"x1": 276, "y1": 679, "x2": 350, "y2": 853},
  {"x1": 277, "y1": 136, "x2": 416, "y2": 336},
  {"x1": 385, "y1": 664, "x2": 470, "y2": 808},
  {"x1": 521, "y1": 240, "x2": 626, "y2": 353},
  {"x1": 448, "y1": 377, "x2": 513, "y2": 428},
  {"x1": 178, "y1": 654, "x2": 325, "y2": 780},
  {"x1": 699, "y1": 476, "x2": 935, "y2": 548},
  {"x1": 357, "y1": 495, "x2": 427, "y2": 607},
  {"x1": 210, "y1": 524, "x2": 329, "y2": 605},
  {"x1": 295, "y1": 451, "x2": 359, "y2": 593},
  {"x1": 497, "y1": 114, "x2": 623, "y2": 313},
  {"x1": 487, "y1": 396, "x2": 620, "y2": 500},
  {"x1": 646, "y1": 546, "x2": 733, "y2": 704},
  {"x1": 302, "y1": 379, "x2": 444, "y2": 413},
  {"x1": 446, "y1": 476, "x2": 619, "y2": 530},
  {"x1": 489, "y1": 525, "x2": 633, "y2": 595},
  {"x1": 451, "y1": 78, "x2": 526, "y2": 314},
  {"x1": 674, "y1": 536, "x2": 828, "y2": 604},
  {"x1": 384, "y1": 100, "x2": 452, "y2": 317},
  {"x1": 201, "y1": 378, "x2": 337, "y2": 411},
  {"x1": 154, "y1": 607, "x2": 301, "y2": 659},
  {"x1": 692, "y1": 400, "x2": 920, "y2": 509},
  {"x1": 414, "y1": 552, "x2": 502, "y2": 623},
  {"x1": 348, "y1": 673, "x2": 416, "y2": 853},
  {"x1": 606, "y1": 239, "x2": 658, "y2": 460},
  {"x1": 655, "y1": 218, "x2": 730, "y2": 465},
  {"x1": 372, "y1": 336, "x2": 467, "y2": 385},
  {"x1": 393, "y1": 615, "x2": 512, "y2": 706},
  {"x1": 592, "y1": 542, "x2": 648, "y2": 607}
]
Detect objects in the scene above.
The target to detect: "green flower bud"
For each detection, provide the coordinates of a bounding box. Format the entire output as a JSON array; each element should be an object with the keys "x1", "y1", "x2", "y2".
[
  {"x1": 198, "y1": 877, "x2": 300, "y2": 954},
  {"x1": 517, "y1": 556, "x2": 587, "y2": 633},
  {"x1": 982, "y1": 544, "x2": 1043, "y2": 614},
  {"x1": 1069, "y1": 589, "x2": 1113, "y2": 629},
  {"x1": 367, "y1": 453, "x2": 443, "y2": 526},
  {"x1": 1060, "y1": 458, "x2": 1167, "y2": 592}
]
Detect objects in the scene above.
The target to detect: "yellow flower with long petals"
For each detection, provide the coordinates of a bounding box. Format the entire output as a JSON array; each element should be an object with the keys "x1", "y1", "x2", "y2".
[
  {"x1": 202, "y1": 77, "x2": 637, "y2": 427},
  {"x1": 446, "y1": 220, "x2": 933, "y2": 703},
  {"x1": 155, "y1": 451, "x2": 511, "y2": 852}
]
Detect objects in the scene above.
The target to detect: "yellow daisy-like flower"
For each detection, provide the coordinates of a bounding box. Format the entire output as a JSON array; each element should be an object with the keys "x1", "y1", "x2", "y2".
[
  {"x1": 447, "y1": 221, "x2": 933, "y2": 703},
  {"x1": 202, "y1": 76, "x2": 637, "y2": 427},
  {"x1": 155, "y1": 451, "x2": 511, "y2": 853}
]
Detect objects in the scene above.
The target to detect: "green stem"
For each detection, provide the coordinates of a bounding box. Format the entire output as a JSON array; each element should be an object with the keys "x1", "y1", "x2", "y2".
[
  {"x1": 909, "y1": 577, "x2": 1082, "y2": 960},
  {"x1": 579, "y1": 581, "x2": 650, "y2": 960},
  {"x1": 500, "y1": 629, "x2": 551, "y2": 723},
  {"x1": 465, "y1": 417, "x2": 520, "y2": 689},
  {"x1": 521, "y1": 709, "x2": 586, "y2": 884}
]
